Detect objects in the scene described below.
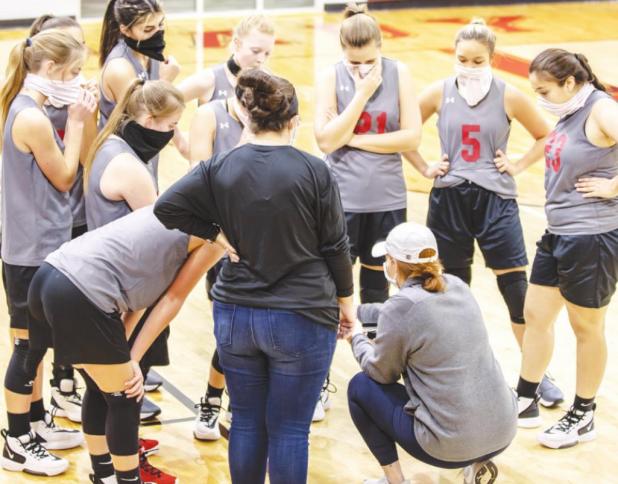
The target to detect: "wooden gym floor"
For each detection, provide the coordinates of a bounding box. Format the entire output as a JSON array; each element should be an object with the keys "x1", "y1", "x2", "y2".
[{"x1": 1, "y1": 2, "x2": 618, "y2": 482}]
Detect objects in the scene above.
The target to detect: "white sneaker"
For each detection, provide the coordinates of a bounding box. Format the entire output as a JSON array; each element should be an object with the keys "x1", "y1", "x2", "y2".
[
  {"x1": 0, "y1": 429, "x2": 68, "y2": 476},
  {"x1": 194, "y1": 397, "x2": 222, "y2": 441},
  {"x1": 50, "y1": 378, "x2": 83, "y2": 423},
  {"x1": 90, "y1": 474, "x2": 118, "y2": 484},
  {"x1": 463, "y1": 459, "x2": 498, "y2": 484},
  {"x1": 31, "y1": 411, "x2": 83, "y2": 450},
  {"x1": 312, "y1": 378, "x2": 335, "y2": 422},
  {"x1": 517, "y1": 395, "x2": 542, "y2": 428},
  {"x1": 537, "y1": 404, "x2": 596, "y2": 449}
]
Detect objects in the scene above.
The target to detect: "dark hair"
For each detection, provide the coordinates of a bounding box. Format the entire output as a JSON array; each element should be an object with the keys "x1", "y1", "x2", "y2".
[
  {"x1": 236, "y1": 69, "x2": 298, "y2": 134},
  {"x1": 455, "y1": 18, "x2": 496, "y2": 56},
  {"x1": 529, "y1": 48, "x2": 606, "y2": 92},
  {"x1": 394, "y1": 249, "x2": 446, "y2": 293},
  {"x1": 99, "y1": 0, "x2": 163, "y2": 67},
  {"x1": 340, "y1": 2, "x2": 381, "y2": 49},
  {"x1": 29, "y1": 15, "x2": 80, "y2": 36}
]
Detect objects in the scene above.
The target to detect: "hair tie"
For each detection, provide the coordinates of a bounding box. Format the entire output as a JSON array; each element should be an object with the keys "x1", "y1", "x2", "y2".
[{"x1": 25, "y1": 38, "x2": 32, "y2": 47}]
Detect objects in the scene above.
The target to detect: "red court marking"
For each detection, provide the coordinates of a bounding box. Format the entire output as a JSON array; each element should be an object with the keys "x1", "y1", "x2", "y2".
[
  {"x1": 379, "y1": 24, "x2": 411, "y2": 39},
  {"x1": 426, "y1": 15, "x2": 532, "y2": 33},
  {"x1": 202, "y1": 30, "x2": 289, "y2": 48}
]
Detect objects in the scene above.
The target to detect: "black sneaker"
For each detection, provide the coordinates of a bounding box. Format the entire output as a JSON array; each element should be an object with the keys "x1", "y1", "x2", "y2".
[
  {"x1": 538, "y1": 404, "x2": 596, "y2": 449},
  {"x1": 463, "y1": 459, "x2": 498, "y2": 484},
  {"x1": 517, "y1": 394, "x2": 542, "y2": 428}
]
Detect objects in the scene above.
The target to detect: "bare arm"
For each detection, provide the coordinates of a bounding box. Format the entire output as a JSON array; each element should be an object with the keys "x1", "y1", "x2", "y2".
[
  {"x1": 347, "y1": 62, "x2": 422, "y2": 154},
  {"x1": 100, "y1": 152, "x2": 158, "y2": 210},
  {"x1": 189, "y1": 103, "x2": 216, "y2": 165},
  {"x1": 177, "y1": 69, "x2": 216, "y2": 105},
  {"x1": 102, "y1": 58, "x2": 140, "y2": 106}
]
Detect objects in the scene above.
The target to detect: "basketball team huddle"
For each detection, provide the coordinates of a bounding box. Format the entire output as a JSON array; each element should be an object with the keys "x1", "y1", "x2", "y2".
[{"x1": 1, "y1": 1, "x2": 617, "y2": 484}]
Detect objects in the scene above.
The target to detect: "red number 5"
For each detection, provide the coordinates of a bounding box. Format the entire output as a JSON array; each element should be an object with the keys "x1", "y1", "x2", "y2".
[{"x1": 461, "y1": 124, "x2": 481, "y2": 162}]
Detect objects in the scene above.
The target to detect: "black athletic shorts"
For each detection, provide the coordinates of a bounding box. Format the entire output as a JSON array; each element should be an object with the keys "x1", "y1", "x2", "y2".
[
  {"x1": 346, "y1": 209, "x2": 407, "y2": 266},
  {"x1": 71, "y1": 224, "x2": 88, "y2": 239},
  {"x1": 530, "y1": 229, "x2": 618, "y2": 308},
  {"x1": 3, "y1": 262, "x2": 39, "y2": 330},
  {"x1": 128, "y1": 305, "x2": 170, "y2": 370},
  {"x1": 427, "y1": 182, "x2": 528, "y2": 270},
  {"x1": 27, "y1": 263, "x2": 131, "y2": 366}
]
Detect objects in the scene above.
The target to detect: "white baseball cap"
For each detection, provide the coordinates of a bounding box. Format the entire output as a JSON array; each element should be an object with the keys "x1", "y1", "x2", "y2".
[{"x1": 371, "y1": 222, "x2": 439, "y2": 263}]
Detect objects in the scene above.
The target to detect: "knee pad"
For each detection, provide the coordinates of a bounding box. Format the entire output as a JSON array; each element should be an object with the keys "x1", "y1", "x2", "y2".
[
  {"x1": 77, "y1": 370, "x2": 107, "y2": 436},
  {"x1": 497, "y1": 271, "x2": 527, "y2": 325},
  {"x1": 445, "y1": 267, "x2": 472, "y2": 286},
  {"x1": 101, "y1": 391, "x2": 141, "y2": 456},
  {"x1": 4, "y1": 339, "x2": 45, "y2": 394},
  {"x1": 52, "y1": 363, "x2": 74, "y2": 383},
  {"x1": 211, "y1": 350, "x2": 223, "y2": 374},
  {"x1": 360, "y1": 267, "x2": 388, "y2": 304}
]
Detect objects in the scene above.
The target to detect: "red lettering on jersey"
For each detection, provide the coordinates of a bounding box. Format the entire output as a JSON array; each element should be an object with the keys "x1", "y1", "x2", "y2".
[
  {"x1": 354, "y1": 112, "x2": 388, "y2": 135},
  {"x1": 545, "y1": 131, "x2": 568, "y2": 173}
]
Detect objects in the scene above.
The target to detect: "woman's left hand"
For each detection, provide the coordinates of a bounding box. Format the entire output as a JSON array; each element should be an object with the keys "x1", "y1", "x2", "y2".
[
  {"x1": 215, "y1": 232, "x2": 240, "y2": 263},
  {"x1": 124, "y1": 360, "x2": 145, "y2": 401},
  {"x1": 575, "y1": 177, "x2": 618, "y2": 199}
]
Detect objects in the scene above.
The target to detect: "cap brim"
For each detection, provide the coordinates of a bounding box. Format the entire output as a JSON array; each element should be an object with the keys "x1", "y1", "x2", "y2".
[{"x1": 371, "y1": 241, "x2": 388, "y2": 258}]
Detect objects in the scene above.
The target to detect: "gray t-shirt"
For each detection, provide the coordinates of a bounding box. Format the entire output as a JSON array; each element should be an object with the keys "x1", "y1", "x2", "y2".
[
  {"x1": 46, "y1": 206, "x2": 189, "y2": 314},
  {"x1": 353, "y1": 274, "x2": 517, "y2": 462},
  {"x1": 544, "y1": 89, "x2": 618, "y2": 235},
  {"x1": 1, "y1": 95, "x2": 71, "y2": 266},
  {"x1": 210, "y1": 99, "x2": 242, "y2": 154},
  {"x1": 85, "y1": 136, "x2": 155, "y2": 230},
  {"x1": 46, "y1": 104, "x2": 86, "y2": 228},
  {"x1": 326, "y1": 57, "x2": 406, "y2": 213},
  {"x1": 435, "y1": 76, "x2": 515, "y2": 199}
]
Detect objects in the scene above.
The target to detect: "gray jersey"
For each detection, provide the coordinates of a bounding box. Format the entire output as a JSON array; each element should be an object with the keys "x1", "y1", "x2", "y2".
[
  {"x1": 435, "y1": 76, "x2": 515, "y2": 198},
  {"x1": 1, "y1": 95, "x2": 71, "y2": 266},
  {"x1": 46, "y1": 206, "x2": 190, "y2": 314},
  {"x1": 46, "y1": 105, "x2": 86, "y2": 228},
  {"x1": 99, "y1": 40, "x2": 161, "y2": 182},
  {"x1": 326, "y1": 57, "x2": 406, "y2": 213},
  {"x1": 545, "y1": 89, "x2": 618, "y2": 235},
  {"x1": 209, "y1": 64, "x2": 234, "y2": 103},
  {"x1": 85, "y1": 136, "x2": 155, "y2": 230},
  {"x1": 210, "y1": 99, "x2": 242, "y2": 154}
]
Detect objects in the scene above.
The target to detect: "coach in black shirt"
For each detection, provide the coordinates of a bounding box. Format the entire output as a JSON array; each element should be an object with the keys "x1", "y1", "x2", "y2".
[{"x1": 154, "y1": 69, "x2": 354, "y2": 484}]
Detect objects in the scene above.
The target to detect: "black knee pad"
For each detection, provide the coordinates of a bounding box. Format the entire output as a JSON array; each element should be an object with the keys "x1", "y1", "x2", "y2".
[
  {"x1": 77, "y1": 370, "x2": 107, "y2": 436},
  {"x1": 497, "y1": 271, "x2": 527, "y2": 325},
  {"x1": 445, "y1": 267, "x2": 472, "y2": 285},
  {"x1": 101, "y1": 391, "x2": 141, "y2": 456},
  {"x1": 52, "y1": 363, "x2": 74, "y2": 382},
  {"x1": 4, "y1": 339, "x2": 45, "y2": 395},
  {"x1": 360, "y1": 267, "x2": 388, "y2": 304},
  {"x1": 211, "y1": 350, "x2": 223, "y2": 374}
]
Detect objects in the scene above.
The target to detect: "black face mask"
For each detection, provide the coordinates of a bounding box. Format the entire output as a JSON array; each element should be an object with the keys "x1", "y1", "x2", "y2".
[
  {"x1": 227, "y1": 55, "x2": 241, "y2": 77},
  {"x1": 123, "y1": 30, "x2": 166, "y2": 62},
  {"x1": 119, "y1": 121, "x2": 174, "y2": 163}
]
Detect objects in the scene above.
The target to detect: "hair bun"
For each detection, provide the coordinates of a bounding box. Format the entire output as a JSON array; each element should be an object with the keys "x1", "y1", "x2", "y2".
[
  {"x1": 469, "y1": 17, "x2": 487, "y2": 26},
  {"x1": 343, "y1": 2, "x2": 368, "y2": 19}
]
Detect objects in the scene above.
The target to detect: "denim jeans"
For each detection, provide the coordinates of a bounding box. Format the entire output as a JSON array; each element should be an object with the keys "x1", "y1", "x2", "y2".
[
  {"x1": 214, "y1": 302, "x2": 337, "y2": 484},
  {"x1": 347, "y1": 372, "x2": 507, "y2": 468}
]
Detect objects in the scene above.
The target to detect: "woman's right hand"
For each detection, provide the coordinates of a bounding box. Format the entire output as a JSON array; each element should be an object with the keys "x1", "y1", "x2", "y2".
[
  {"x1": 354, "y1": 63, "x2": 382, "y2": 101},
  {"x1": 337, "y1": 296, "x2": 356, "y2": 339},
  {"x1": 124, "y1": 360, "x2": 145, "y2": 401},
  {"x1": 424, "y1": 154, "x2": 450, "y2": 179},
  {"x1": 68, "y1": 89, "x2": 98, "y2": 123}
]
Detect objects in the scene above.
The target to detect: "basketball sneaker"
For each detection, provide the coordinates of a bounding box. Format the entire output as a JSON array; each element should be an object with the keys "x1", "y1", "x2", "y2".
[
  {"x1": 312, "y1": 377, "x2": 336, "y2": 422},
  {"x1": 140, "y1": 450, "x2": 178, "y2": 484},
  {"x1": 89, "y1": 473, "x2": 118, "y2": 483},
  {"x1": 194, "y1": 396, "x2": 222, "y2": 441},
  {"x1": 140, "y1": 397, "x2": 162, "y2": 422},
  {"x1": 31, "y1": 410, "x2": 83, "y2": 450},
  {"x1": 139, "y1": 437, "x2": 160, "y2": 456},
  {"x1": 0, "y1": 429, "x2": 68, "y2": 476},
  {"x1": 144, "y1": 372, "x2": 163, "y2": 393},
  {"x1": 50, "y1": 378, "x2": 83, "y2": 423},
  {"x1": 463, "y1": 459, "x2": 498, "y2": 484},
  {"x1": 537, "y1": 404, "x2": 596, "y2": 449},
  {"x1": 538, "y1": 374, "x2": 564, "y2": 408},
  {"x1": 517, "y1": 394, "x2": 542, "y2": 428}
]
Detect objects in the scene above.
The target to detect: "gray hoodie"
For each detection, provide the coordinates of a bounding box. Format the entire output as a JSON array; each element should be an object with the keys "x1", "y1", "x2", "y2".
[{"x1": 352, "y1": 274, "x2": 517, "y2": 462}]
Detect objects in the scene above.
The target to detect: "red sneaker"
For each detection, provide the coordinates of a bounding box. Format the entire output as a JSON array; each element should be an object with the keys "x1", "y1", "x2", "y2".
[
  {"x1": 139, "y1": 437, "x2": 159, "y2": 457},
  {"x1": 139, "y1": 452, "x2": 178, "y2": 484}
]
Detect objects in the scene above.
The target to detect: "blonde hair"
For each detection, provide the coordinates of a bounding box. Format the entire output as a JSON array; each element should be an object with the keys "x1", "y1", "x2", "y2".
[
  {"x1": 0, "y1": 29, "x2": 85, "y2": 134},
  {"x1": 393, "y1": 249, "x2": 446, "y2": 293},
  {"x1": 340, "y1": 2, "x2": 382, "y2": 49},
  {"x1": 455, "y1": 18, "x2": 496, "y2": 56},
  {"x1": 233, "y1": 15, "x2": 275, "y2": 40},
  {"x1": 83, "y1": 79, "x2": 184, "y2": 188}
]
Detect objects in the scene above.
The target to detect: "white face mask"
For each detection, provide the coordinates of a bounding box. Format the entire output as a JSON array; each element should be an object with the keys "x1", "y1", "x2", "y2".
[
  {"x1": 345, "y1": 61, "x2": 376, "y2": 79},
  {"x1": 383, "y1": 262, "x2": 398, "y2": 286},
  {"x1": 454, "y1": 64, "x2": 493, "y2": 107},
  {"x1": 537, "y1": 82, "x2": 595, "y2": 118},
  {"x1": 24, "y1": 73, "x2": 85, "y2": 109}
]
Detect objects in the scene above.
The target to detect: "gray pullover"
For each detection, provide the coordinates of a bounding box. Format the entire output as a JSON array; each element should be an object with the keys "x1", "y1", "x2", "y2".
[{"x1": 352, "y1": 274, "x2": 517, "y2": 462}]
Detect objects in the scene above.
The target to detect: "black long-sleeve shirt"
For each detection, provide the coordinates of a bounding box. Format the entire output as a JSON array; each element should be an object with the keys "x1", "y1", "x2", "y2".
[{"x1": 154, "y1": 143, "x2": 353, "y2": 327}]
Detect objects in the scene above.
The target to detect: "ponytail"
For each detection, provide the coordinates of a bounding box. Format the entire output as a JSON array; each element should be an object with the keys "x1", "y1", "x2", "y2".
[
  {"x1": 394, "y1": 249, "x2": 447, "y2": 293},
  {"x1": 0, "y1": 40, "x2": 30, "y2": 136},
  {"x1": 573, "y1": 53, "x2": 606, "y2": 92},
  {"x1": 99, "y1": 0, "x2": 121, "y2": 67}
]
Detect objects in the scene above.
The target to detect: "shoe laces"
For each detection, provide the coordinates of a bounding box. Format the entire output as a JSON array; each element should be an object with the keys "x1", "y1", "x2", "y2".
[
  {"x1": 140, "y1": 453, "x2": 163, "y2": 477},
  {"x1": 23, "y1": 437, "x2": 51, "y2": 460},
  {"x1": 195, "y1": 397, "x2": 221, "y2": 424},
  {"x1": 322, "y1": 376, "x2": 337, "y2": 396},
  {"x1": 66, "y1": 387, "x2": 83, "y2": 404},
  {"x1": 554, "y1": 407, "x2": 586, "y2": 432}
]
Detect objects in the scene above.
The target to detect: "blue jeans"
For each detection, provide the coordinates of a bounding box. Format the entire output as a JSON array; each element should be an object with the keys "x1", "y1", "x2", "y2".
[
  {"x1": 214, "y1": 302, "x2": 337, "y2": 484},
  {"x1": 347, "y1": 372, "x2": 507, "y2": 468}
]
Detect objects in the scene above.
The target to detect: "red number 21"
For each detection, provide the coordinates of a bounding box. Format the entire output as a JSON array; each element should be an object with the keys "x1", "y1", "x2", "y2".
[
  {"x1": 354, "y1": 112, "x2": 387, "y2": 135},
  {"x1": 461, "y1": 124, "x2": 481, "y2": 162}
]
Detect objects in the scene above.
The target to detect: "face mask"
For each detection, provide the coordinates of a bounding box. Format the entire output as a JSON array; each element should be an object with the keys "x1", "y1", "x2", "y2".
[
  {"x1": 383, "y1": 262, "x2": 398, "y2": 286},
  {"x1": 454, "y1": 64, "x2": 493, "y2": 106},
  {"x1": 537, "y1": 82, "x2": 595, "y2": 118},
  {"x1": 119, "y1": 120, "x2": 174, "y2": 163},
  {"x1": 24, "y1": 73, "x2": 85, "y2": 109},
  {"x1": 345, "y1": 62, "x2": 376, "y2": 79},
  {"x1": 227, "y1": 55, "x2": 241, "y2": 77},
  {"x1": 123, "y1": 30, "x2": 166, "y2": 62}
]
